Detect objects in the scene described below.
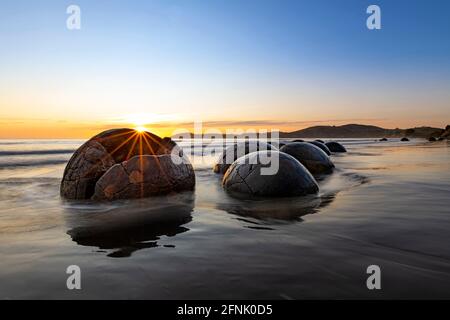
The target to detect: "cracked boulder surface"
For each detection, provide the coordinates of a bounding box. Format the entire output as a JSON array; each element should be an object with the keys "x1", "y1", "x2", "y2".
[
  {"x1": 280, "y1": 142, "x2": 335, "y2": 175},
  {"x1": 93, "y1": 154, "x2": 195, "y2": 201},
  {"x1": 60, "y1": 128, "x2": 195, "y2": 200},
  {"x1": 213, "y1": 141, "x2": 277, "y2": 174},
  {"x1": 222, "y1": 151, "x2": 319, "y2": 197}
]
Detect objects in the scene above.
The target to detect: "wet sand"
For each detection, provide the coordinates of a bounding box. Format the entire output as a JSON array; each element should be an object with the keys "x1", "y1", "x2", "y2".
[{"x1": 0, "y1": 138, "x2": 449, "y2": 299}]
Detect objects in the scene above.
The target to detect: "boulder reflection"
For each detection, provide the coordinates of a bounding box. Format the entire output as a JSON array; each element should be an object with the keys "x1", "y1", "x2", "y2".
[
  {"x1": 217, "y1": 192, "x2": 336, "y2": 222},
  {"x1": 63, "y1": 193, "x2": 195, "y2": 258}
]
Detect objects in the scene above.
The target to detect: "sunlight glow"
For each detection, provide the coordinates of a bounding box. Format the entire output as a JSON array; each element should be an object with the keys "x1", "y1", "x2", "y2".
[
  {"x1": 135, "y1": 126, "x2": 148, "y2": 133},
  {"x1": 113, "y1": 113, "x2": 179, "y2": 127}
]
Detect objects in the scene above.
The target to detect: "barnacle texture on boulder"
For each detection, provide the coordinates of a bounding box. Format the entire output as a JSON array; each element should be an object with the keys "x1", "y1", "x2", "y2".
[
  {"x1": 213, "y1": 141, "x2": 277, "y2": 174},
  {"x1": 280, "y1": 142, "x2": 335, "y2": 175},
  {"x1": 60, "y1": 128, "x2": 195, "y2": 200},
  {"x1": 222, "y1": 151, "x2": 319, "y2": 197}
]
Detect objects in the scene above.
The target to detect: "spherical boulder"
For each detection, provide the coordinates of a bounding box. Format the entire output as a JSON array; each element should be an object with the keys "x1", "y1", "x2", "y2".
[
  {"x1": 380, "y1": 138, "x2": 388, "y2": 142},
  {"x1": 325, "y1": 141, "x2": 347, "y2": 153},
  {"x1": 268, "y1": 141, "x2": 286, "y2": 149},
  {"x1": 428, "y1": 137, "x2": 437, "y2": 142},
  {"x1": 61, "y1": 128, "x2": 194, "y2": 200},
  {"x1": 280, "y1": 142, "x2": 334, "y2": 174},
  {"x1": 308, "y1": 141, "x2": 331, "y2": 155},
  {"x1": 223, "y1": 151, "x2": 319, "y2": 197},
  {"x1": 93, "y1": 154, "x2": 195, "y2": 201},
  {"x1": 401, "y1": 137, "x2": 410, "y2": 142},
  {"x1": 315, "y1": 139, "x2": 325, "y2": 144},
  {"x1": 293, "y1": 139, "x2": 304, "y2": 143},
  {"x1": 213, "y1": 141, "x2": 276, "y2": 174}
]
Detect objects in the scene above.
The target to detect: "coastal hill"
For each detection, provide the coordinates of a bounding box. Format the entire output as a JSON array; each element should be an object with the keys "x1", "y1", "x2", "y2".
[
  {"x1": 174, "y1": 124, "x2": 449, "y2": 139},
  {"x1": 279, "y1": 124, "x2": 445, "y2": 139}
]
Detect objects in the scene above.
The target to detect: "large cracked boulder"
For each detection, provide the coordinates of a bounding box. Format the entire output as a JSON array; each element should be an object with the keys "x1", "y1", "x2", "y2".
[
  {"x1": 93, "y1": 154, "x2": 195, "y2": 201},
  {"x1": 280, "y1": 142, "x2": 335, "y2": 175},
  {"x1": 223, "y1": 151, "x2": 319, "y2": 197},
  {"x1": 213, "y1": 141, "x2": 276, "y2": 174},
  {"x1": 61, "y1": 128, "x2": 195, "y2": 200}
]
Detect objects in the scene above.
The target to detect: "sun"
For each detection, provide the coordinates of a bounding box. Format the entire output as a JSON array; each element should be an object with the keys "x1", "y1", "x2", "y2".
[{"x1": 135, "y1": 126, "x2": 148, "y2": 133}]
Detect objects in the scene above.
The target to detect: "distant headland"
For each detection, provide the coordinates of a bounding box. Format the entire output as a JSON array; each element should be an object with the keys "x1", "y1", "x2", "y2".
[
  {"x1": 175, "y1": 124, "x2": 450, "y2": 139},
  {"x1": 279, "y1": 124, "x2": 450, "y2": 139}
]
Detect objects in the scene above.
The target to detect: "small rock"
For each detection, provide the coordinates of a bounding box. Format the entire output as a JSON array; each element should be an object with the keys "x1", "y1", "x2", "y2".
[
  {"x1": 280, "y1": 142, "x2": 334, "y2": 174},
  {"x1": 325, "y1": 141, "x2": 347, "y2": 153}
]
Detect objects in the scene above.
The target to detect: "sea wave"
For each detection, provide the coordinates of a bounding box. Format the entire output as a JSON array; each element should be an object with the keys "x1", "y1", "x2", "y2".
[
  {"x1": 0, "y1": 149, "x2": 76, "y2": 156},
  {"x1": 0, "y1": 159, "x2": 68, "y2": 168}
]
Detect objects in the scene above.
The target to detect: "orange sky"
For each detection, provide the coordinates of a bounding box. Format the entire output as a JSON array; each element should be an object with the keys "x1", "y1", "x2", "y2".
[
  {"x1": 0, "y1": 117, "x2": 448, "y2": 139},
  {"x1": 1, "y1": 1, "x2": 449, "y2": 140}
]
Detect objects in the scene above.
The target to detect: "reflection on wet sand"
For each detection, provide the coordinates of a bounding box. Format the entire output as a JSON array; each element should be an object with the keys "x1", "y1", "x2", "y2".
[
  {"x1": 2, "y1": 139, "x2": 450, "y2": 299},
  {"x1": 216, "y1": 193, "x2": 336, "y2": 222},
  {"x1": 63, "y1": 192, "x2": 195, "y2": 257}
]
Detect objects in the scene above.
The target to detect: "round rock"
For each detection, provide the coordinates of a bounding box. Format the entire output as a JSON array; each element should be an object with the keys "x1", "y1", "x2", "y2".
[
  {"x1": 223, "y1": 151, "x2": 319, "y2": 197},
  {"x1": 93, "y1": 154, "x2": 195, "y2": 201},
  {"x1": 308, "y1": 141, "x2": 331, "y2": 155},
  {"x1": 268, "y1": 141, "x2": 286, "y2": 148},
  {"x1": 280, "y1": 142, "x2": 335, "y2": 174},
  {"x1": 213, "y1": 141, "x2": 276, "y2": 174},
  {"x1": 325, "y1": 141, "x2": 347, "y2": 153},
  {"x1": 61, "y1": 128, "x2": 192, "y2": 200},
  {"x1": 401, "y1": 137, "x2": 410, "y2": 142}
]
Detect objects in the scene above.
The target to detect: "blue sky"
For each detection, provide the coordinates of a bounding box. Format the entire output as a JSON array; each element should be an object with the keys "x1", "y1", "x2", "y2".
[{"x1": 0, "y1": 0, "x2": 449, "y2": 137}]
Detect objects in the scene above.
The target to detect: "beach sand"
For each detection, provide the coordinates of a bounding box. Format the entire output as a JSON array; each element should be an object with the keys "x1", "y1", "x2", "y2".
[{"x1": 0, "y1": 138, "x2": 449, "y2": 299}]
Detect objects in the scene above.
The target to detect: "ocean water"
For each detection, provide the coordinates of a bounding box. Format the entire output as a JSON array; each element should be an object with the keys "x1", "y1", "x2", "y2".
[{"x1": 0, "y1": 138, "x2": 450, "y2": 299}]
